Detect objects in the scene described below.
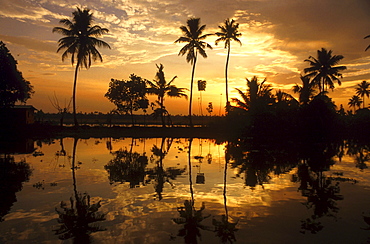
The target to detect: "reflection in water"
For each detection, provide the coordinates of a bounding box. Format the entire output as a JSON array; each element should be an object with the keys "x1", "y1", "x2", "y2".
[
  {"x1": 54, "y1": 138, "x2": 106, "y2": 243},
  {"x1": 105, "y1": 138, "x2": 148, "y2": 188},
  {"x1": 212, "y1": 148, "x2": 238, "y2": 243},
  {"x1": 0, "y1": 155, "x2": 32, "y2": 222},
  {"x1": 146, "y1": 138, "x2": 186, "y2": 200},
  {"x1": 173, "y1": 139, "x2": 211, "y2": 244}
]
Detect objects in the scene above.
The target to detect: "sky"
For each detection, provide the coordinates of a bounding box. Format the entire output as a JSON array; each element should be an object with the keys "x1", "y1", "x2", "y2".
[{"x1": 1, "y1": 0, "x2": 370, "y2": 115}]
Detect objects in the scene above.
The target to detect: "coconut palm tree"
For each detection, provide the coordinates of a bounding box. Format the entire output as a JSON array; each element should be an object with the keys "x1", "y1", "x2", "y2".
[
  {"x1": 292, "y1": 75, "x2": 317, "y2": 105},
  {"x1": 348, "y1": 95, "x2": 362, "y2": 113},
  {"x1": 53, "y1": 7, "x2": 110, "y2": 126},
  {"x1": 365, "y1": 34, "x2": 370, "y2": 51},
  {"x1": 304, "y1": 48, "x2": 347, "y2": 93},
  {"x1": 146, "y1": 64, "x2": 188, "y2": 127},
  {"x1": 175, "y1": 18, "x2": 212, "y2": 127},
  {"x1": 355, "y1": 80, "x2": 370, "y2": 109},
  {"x1": 232, "y1": 76, "x2": 273, "y2": 112},
  {"x1": 215, "y1": 19, "x2": 242, "y2": 111}
]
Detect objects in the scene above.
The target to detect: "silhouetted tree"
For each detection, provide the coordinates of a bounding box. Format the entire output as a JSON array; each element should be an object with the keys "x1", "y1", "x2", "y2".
[
  {"x1": 175, "y1": 18, "x2": 212, "y2": 127},
  {"x1": 49, "y1": 92, "x2": 71, "y2": 126},
  {"x1": 232, "y1": 76, "x2": 274, "y2": 113},
  {"x1": 348, "y1": 95, "x2": 362, "y2": 113},
  {"x1": 146, "y1": 64, "x2": 187, "y2": 127},
  {"x1": 0, "y1": 41, "x2": 33, "y2": 107},
  {"x1": 355, "y1": 80, "x2": 370, "y2": 109},
  {"x1": 105, "y1": 74, "x2": 149, "y2": 126},
  {"x1": 292, "y1": 75, "x2": 316, "y2": 105},
  {"x1": 53, "y1": 7, "x2": 110, "y2": 126},
  {"x1": 215, "y1": 19, "x2": 242, "y2": 111},
  {"x1": 304, "y1": 48, "x2": 346, "y2": 93}
]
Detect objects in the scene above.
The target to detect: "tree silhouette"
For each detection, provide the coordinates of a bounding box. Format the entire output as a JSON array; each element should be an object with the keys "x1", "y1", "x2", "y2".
[
  {"x1": 232, "y1": 76, "x2": 273, "y2": 113},
  {"x1": 53, "y1": 7, "x2": 110, "y2": 126},
  {"x1": 105, "y1": 74, "x2": 149, "y2": 126},
  {"x1": 355, "y1": 80, "x2": 370, "y2": 109},
  {"x1": 0, "y1": 41, "x2": 33, "y2": 107},
  {"x1": 175, "y1": 18, "x2": 212, "y2": 127},
  {"x1": 215, "y1": 19, "x2": 242, "y2": 111},
  {"x1": 146, "y1": 64, "x2": 187, "y2": 127},
  {"x1": 348, "y1": 95, "x2": 362, "y2": 113},
  {"x1": 292, "y1": 75, "x2": 316, "y2": 105},
  {"x1": 304, "y1": 48, "x2": 346, "y2": 93}
]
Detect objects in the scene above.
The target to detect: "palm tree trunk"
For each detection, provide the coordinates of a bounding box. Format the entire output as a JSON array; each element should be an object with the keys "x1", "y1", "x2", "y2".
[
  {"x1": 363, "y1": 95, "x2": 365, "y2": 109},
  {"x1": 225, "y1": 45, "x2": 230, "y2": 113},
  {"x1": 72, "y1": 63, "x2": 80, "y2": 127},
  {"x1": 71, "y1": 138, "x2": 78, "y2": 200},
  {"x1": 188, "y1": 138, "x2": 194, "y2": 202},
  {"x1": 189, "y1": 54, "x2": 197, "y2": 127},
  {"x1": 160, "y1": 97, "x2": 166, "y2": 127}
]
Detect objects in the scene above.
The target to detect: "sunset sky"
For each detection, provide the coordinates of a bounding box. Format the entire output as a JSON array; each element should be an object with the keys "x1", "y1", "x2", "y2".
[{"x1": 1, "y1": 0, "x2": 370, "y2": 115}]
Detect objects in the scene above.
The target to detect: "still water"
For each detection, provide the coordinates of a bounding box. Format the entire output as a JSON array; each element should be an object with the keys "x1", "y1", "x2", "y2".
[{"x1": 1, "y1": 137, "x2": 370, "y2": 243}]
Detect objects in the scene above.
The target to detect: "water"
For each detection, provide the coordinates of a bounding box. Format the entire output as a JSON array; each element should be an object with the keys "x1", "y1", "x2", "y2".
[{"x1": 0, "y1": 137, "x2": 370, "y2": 243}]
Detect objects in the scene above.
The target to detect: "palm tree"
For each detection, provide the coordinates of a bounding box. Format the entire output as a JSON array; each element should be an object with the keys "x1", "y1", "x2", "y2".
[
  {"x1": 232, "y1": 76, "x2": 273, "y2": 112},
  {"x1": 304, "y1": 48, "x2": 347, "y2": 93},
  {"x1": 348, "y1": 95, "x2": 362, "y2": 113},
  {"x1": 355, "y1": 80, "x2": 370, "y2": 109},
  {"x1": 175, "y1": 18, "x2": 212, "y2": 127},
  {"x1": 53, "y1": 7, "x2": 110, "y2": 126},
  {"x1": 146, "y1": 64, "x2": 188, "y2": 127},
  {"x1": 365, "y1": 34, "x2": 370, "y2": 51},
  {"x1": 215, "y1": 19, "x2": 242, "y2": 111},
  {"x1": 292, "y1": 75, "x2": 316, "y2": 105}
]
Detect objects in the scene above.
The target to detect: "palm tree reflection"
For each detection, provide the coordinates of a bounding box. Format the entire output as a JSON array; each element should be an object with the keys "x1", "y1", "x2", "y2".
[
  {"x1": 173, "y1": 138, "x2": 210, "y2": 243},
  {"x1": 212, "y1": 146, "x2": 238, "y2": 243},
  {"x1": 54, "y1": 138, "x2": 106, "y2": 242},
  {"x1": 292, "y1": 142, "x2": 345, "y2": 234},
  {"x1": 146, "y1": 138, "x2": 186, "y2": 200}
]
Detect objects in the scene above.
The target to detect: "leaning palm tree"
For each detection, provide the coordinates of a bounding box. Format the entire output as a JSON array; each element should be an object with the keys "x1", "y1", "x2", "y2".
[
  {"x1": 365, "y1": 34, "x2": 370, "y2": 51},
  {"x1": 355, "y1": 80, "x2": 370, "y2": 109},
  {"x1": 53, "y1": 7, "x2": 110, "y2": 126},
  {"x1": 348, "y1": 95, "x2": 362, "y2": 113},
  {"x1": 215, "y1": 19, "x2": 242, "y2": 111},
  {"x1": 146, "y1": 64, "x2": 188, "y2": 127},
  {"x1": 304, "y1": 48, "x2": 347, "y2": 93},
  {"x1": 175, "y1": 18, "x2": 212, "y2": 127}
]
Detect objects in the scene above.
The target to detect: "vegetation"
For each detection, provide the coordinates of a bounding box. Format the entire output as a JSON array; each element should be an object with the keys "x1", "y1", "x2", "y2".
[
  {"x1": 146, "y1": 64, "x2": 188, "y2": 127},
  {"x1": 105, "y1": 74, "x2": 148, "y2": 126},
  {"x1": 0, "y1": 41, "x2": 33, "y2": 107},
  {"x1": 303, "y1": 48, "x2": 347, "y2": 93},
  {"x1": 215, "y1": 19, "x2": 242, "y2": 111},
  {"x1": 53, "y1": 7, "x2": 110, "y2": 127},
  {"x1": 175, "y1": 18, "x2": 212, "y2": 127}
]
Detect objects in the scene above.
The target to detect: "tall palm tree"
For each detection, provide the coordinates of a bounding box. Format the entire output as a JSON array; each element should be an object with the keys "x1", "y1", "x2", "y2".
[
  {"x1": 53, "y1": 7, "x2": 110, "y2": 126},
  {"x1": 146, "y1": 64, "x2": 188, "y2": 127},
  {"x1": 348, "y1": 95, "x2": 362, "y2": 113},
  {"x1": 215, "y1": 19, "x2": 242, "y2": 111},
  {"x1": 304, "y1": 48, "x2": 347, "y2": 93},
  {"x1": 355, "y1": 80, "x2": 370, "y2": 109},
  {"x1": 365, "y1": 34, "x2": 370, "y2": 51},
  {"x1": 175, "y1": 18, "x2": 212, "y2": 127},
  {"x1": 292, "y1": 75, "x2": 316, "y2": 105}
]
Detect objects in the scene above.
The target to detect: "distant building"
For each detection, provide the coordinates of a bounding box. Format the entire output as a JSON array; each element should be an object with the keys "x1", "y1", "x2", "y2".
[{"x1": 0, "y1": 105, "x2": 36, "y2": 127}]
